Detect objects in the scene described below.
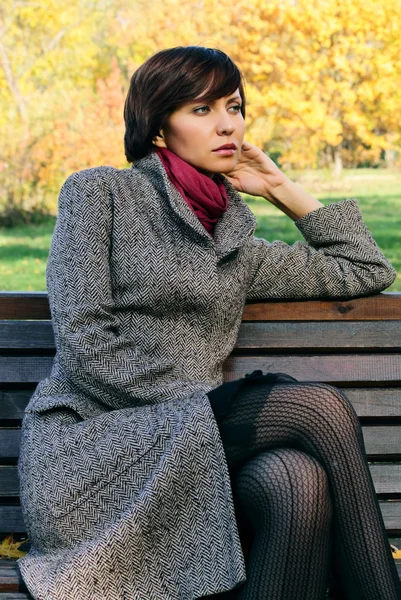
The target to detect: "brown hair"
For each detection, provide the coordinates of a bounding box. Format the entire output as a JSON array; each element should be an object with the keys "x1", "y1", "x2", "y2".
[{"x1": 124, "y1": 46, "x2": 246, "y2": 162}]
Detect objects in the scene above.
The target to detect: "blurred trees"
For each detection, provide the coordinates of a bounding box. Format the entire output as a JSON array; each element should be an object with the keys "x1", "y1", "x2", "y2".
[{"x1": 1, "y1": 0, "x2": 400, "y2": 223}]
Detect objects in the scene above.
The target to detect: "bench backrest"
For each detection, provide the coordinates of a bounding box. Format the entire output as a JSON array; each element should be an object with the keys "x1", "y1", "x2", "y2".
[{"x1": 1, "y1": 291, "x2": 401, "y2": 541}]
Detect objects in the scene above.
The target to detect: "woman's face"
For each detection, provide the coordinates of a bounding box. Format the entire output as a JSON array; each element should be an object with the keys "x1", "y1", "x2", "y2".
[{"x1": 153, "y1": 89, "x2": 245, "y2": 175}]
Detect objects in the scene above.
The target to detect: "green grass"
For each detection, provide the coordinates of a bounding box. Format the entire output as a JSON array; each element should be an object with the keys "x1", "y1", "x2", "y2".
[
  {"x1": 244, "y1": 168, "x2": 401, "y2": 292},
  {"x1": 1, "y1": 168, "x2": 400, "y2": 291},
  {"x1": 0, "y1": 218, "x2": 56, "y2": 291}
]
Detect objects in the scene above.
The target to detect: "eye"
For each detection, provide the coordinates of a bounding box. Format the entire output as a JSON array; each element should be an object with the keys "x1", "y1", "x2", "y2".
[
  {"x1": 229, "y1": 104, "x2": 242, "y2": 113},
  {"x1": 193, "y1": 105, "x2": 210, "y2": 115}
]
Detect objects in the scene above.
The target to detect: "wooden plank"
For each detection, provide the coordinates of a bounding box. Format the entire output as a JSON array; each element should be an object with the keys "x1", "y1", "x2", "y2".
[
  {"x1": 3, "y1": 320, "x2": 400, "y2": 356},
  {"x1": 0, "y1": 357, "x2": 53, "y2": 384},
  {"x1": 0, "y1": 507, "x2": 25, "y2": 533},
  {"x1": 363, "y1": 427, "x2": 401, "y2": 457},
  {"x1": 223, "y1": 354, "x2": 401, "y2": 384},
  {"x1": 0, "y1": 501, "x2": 399, "y2": 537},
  {"x1": 16, "y1": 350, "x2": 401, "y2": 386},
  {"x1": 380, "y1": 502, "x2": 401, "y2": 533},
  {"x1": 0, "y1": 392, "x2": 32, "y2": 421},
  {"x1": 0, "y1": 323, "x2": 54, "y2": 350},
  {"x1": 0, "y1": 468, "x2": 18, "y2": 496},
  {"x1": 369, "y1": 465, "x2": 401, "y2": 495},
  {"x1": 1, "y1": 388, "x2": 399, "y2": 421},
  {"x1": 0, "y1": 561, "x2": 24, "y2": 592},
  {"x1": 7, "y1": 352, "x2": 401, "y2": 387},
  {"x1": 0, "y1": 294, "x2": 50, "y2": 321},
  {"x1": 1, "y1": 292, "x2": 401, "y2": 322},
  {"x1": 242, "y1": 293, "x2": 401, "y2": 321},
  {"x1": 0, "y1": 595, "x2": 31, "y2": 600},
  {"x1": 14, "y1": 559, "x2": 401, "y2": 599},
  {"x1": 2, "y1": 319, "x2": 401, "y2": 352},
  {"x1": 236, "y1": 321, "x2": 401, "y2": 350},
  {"x1": 2, "y1": 319, "x2": 401, "y2": 354},
  {"x1": 2, "y1": 463, "x2": 401, "y2": 497},
  {"x1": 0, "y1": 427, "x2": 400, "y2": 461},
  {"x1": 343, "y1": 388, "x2": 401, "y2": 418},
  {"x1": 0, "y1": 431, "x2": 21, "y2": 459}
]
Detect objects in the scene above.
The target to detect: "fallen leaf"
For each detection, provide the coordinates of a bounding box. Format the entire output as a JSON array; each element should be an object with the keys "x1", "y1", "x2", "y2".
[{"x1": 0, "y1": 534, "x2": 29, "y2": 559}]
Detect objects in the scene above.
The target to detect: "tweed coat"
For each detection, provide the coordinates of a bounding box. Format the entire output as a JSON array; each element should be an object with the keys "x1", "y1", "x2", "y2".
[{"x1": 18, "y1": 151, "x2": 396, "y2": 600}]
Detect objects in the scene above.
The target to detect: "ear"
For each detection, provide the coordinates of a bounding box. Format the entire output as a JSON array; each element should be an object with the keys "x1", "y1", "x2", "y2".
[{"x1": 152, "y1": 130, "x2": 167, "y2": 149}]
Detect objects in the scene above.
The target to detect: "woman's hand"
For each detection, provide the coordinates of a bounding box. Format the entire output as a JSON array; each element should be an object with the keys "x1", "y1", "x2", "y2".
[
  {"x1": 226, "y1": 141, "x2": 323, "y2": 220},
  {"x1": 226, "y1": 141, "x2": 288, "y2": 200}
]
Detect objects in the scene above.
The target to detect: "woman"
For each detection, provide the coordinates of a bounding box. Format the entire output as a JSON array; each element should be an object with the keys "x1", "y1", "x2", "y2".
[{"x1": 18, "y1": 46, "x2": 400, "y2": 600}]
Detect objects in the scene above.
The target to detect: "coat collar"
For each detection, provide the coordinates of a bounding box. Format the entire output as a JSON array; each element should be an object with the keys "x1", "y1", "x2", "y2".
[{"x1": 134, "y1": 152, "x2": 257, "y2": 260}]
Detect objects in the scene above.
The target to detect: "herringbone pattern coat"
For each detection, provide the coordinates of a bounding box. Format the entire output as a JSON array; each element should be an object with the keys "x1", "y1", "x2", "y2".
[{"x1": 18, "y1": 152, "x2": 395, "y2": 600}]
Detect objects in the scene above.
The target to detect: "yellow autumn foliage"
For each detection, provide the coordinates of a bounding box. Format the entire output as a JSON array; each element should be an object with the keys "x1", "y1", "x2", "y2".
[{"x1": 0, "y1": 0, "x2": 400, "y2": 217}]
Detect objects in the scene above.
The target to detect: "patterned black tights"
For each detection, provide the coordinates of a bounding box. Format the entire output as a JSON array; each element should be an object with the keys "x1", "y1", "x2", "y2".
[{"x1": 205, "y1": 377, "x2": 401, "y2": 600}]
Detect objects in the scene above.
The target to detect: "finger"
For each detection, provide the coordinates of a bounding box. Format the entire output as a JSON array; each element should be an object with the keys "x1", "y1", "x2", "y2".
[{"x1": 241, "y1": 141, "x2": 254, "y2": 151}]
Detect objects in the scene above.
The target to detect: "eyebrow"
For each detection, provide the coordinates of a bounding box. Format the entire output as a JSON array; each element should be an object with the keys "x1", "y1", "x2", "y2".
[
  {"x1": 190, "y1": 94, "x2": 242, "y2": 105},
  {"x1": 226, "y1": 95, "x2": 242, "y2": 103}
]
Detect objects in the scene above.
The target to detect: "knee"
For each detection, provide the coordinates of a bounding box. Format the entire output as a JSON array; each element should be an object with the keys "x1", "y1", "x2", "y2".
[
  {"x1": 290, "y1": 383, "x2": 362, "y2": 441},
  {"x1": 234, "y1": 448, "x2": 332, "y2": 529}
]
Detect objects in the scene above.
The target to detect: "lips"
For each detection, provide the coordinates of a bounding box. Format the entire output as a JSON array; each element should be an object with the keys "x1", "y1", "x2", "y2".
[{"x1": 213, "y1": 143, "x2": 237, "y2": 151}]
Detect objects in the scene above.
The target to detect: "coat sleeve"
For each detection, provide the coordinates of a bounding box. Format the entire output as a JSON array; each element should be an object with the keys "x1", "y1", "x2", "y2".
[
  {"x1": 46, "y1": 169, "x2": 183, "y2": 408},
  {"x1": 246, "y1": 199, "x2": 396, "y2": 300}
]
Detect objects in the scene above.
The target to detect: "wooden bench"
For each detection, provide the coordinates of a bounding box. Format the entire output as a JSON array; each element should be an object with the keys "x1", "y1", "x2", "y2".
[{"x1": 0, "y1": 290, "x2": 400, "y2": 598}]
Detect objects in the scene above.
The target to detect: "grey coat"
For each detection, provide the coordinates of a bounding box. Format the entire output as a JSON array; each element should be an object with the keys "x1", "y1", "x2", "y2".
[{"x1": 18, "y1": 152, "x2": 396, "y2": 600}]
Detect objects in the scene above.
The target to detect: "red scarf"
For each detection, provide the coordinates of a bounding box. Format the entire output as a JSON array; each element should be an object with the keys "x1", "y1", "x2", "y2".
[{"x1": 156, "y1": 148, "x2": 228, "y2": 236}]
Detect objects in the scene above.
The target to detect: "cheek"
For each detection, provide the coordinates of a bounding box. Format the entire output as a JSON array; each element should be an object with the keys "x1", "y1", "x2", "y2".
[
  {"x1": 238, "y1": 119, "x2": 246, "y2": 140},
  {"x1": 166, "y1": 125, "x2": 198, "y2": 153}
]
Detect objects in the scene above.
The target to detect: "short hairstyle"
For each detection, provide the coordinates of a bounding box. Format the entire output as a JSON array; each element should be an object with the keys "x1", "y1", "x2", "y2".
[{"x1": 124, "y1": 46, "x2": 246, "y2": 162}]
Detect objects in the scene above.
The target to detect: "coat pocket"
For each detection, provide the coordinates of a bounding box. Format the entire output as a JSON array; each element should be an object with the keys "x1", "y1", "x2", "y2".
[{"x1": 35, "y1": 404, "x2": 168, "y2": 519}]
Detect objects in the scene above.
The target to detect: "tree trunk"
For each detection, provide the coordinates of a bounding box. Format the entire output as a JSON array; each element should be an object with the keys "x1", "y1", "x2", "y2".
[
  {"x1": 332, "y1": 146, "x2": 343, "y2": 179},
  {"x1": 385, "y1": 148, "x2": 396, "y2": 169}
]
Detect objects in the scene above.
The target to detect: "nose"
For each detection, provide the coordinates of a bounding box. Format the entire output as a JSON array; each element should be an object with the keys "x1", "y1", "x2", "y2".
[{"x1": 216, "y1": 112, "x2": 235, "y2": 136}]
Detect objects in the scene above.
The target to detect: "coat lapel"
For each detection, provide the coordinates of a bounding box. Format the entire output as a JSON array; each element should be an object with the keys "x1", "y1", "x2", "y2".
[{"x1": 134, "y1": 152, "x2": 257, "y2": 260}]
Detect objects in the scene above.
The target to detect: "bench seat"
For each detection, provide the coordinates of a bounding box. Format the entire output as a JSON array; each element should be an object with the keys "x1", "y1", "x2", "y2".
[{"x1": 1, "y1": 291, "x2": 400, "y2": 597}]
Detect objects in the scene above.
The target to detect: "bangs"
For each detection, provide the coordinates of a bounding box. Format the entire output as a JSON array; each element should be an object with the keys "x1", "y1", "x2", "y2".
[
  {"x1": 191, "y1": 63, "x2": 243, "y2": 104},
  {"x1": 163, "y1": 47, "x2": 246, "y2": 117}
]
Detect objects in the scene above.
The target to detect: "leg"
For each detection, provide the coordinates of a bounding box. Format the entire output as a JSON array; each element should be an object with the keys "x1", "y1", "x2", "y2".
[
  {"x1": 233, "y1": 448, "x2": 332, "y2": 600},
  {"x1": 215, "y1": 381, "x2": 401, "y2": 600}
]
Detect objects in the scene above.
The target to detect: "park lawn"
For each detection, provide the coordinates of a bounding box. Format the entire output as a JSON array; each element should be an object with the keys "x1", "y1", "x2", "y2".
[
  {"x1": 0, "y1": 168, "x2": 400, "y2": 292},
  {"x1": 245, "y1": 168, "x2": 401, "y2": 292}
]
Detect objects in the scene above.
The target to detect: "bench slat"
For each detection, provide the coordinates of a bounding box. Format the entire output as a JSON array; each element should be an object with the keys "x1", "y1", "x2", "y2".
[
  {"x1": 0, "y1": 425, "x2": 400, "y2": 459},
  {"x1": 363, "y1": 427, "x2": 401, "y2": 457},
  {"x1": 1, "y1": 292, "x2": 400, "y2": 321},
  {"x1": 0, "y1": 592, "x2": 33, "y2": 600},
  {"x1": 369, "y1": 465, "x2": 401, "y2": 494},
  {"x1": 2, "y1": 320, "x2": 401, "y2": 351},
  {"x1": 242, "y1": 293, "x2": 401, "y2": 321},
  {"x1": 0, "y1": 323, "x2": 53, "y2": 350},
  {"x1": 2, "y1": 464, "x2": 400, "y2": 496},
  {"x1": 2, "y1": 353, "x2": 401, "y2": 384},
  {"x1": 225, "y1": 354, "x2": 401, "y2": 384},
  {"x1": 381, "y1": 502, "x2": 401, "y2": 532},
  {"x1": 1, "y1": 388, "x2": 400, "y2": 420},
  {"x1": 236, "y1": 321, "x2": 401, "y2": 349},
  {"x1": 0, "y1": 595, "x2": 31, "y2": 600},
  {"x1": 0, "y1": 507, "x2": 24, "y2": 533},
  {"x1": 0, "y1": 569, "x2": 392, "y2": 596},
  {"x1": 0, "y1": 502, "x2": 399, "y2": 535},
  {"x1": 0, "y1": 393, "x2": 32, "y2": 421},
  {"x1": 344, "y1": 388, "x2": 401, "y2": 418},
  {"x1": 0, "y1": 358, "x2": 52, "y2": 384},
  {"x1": 0, "y1": 432, "x2": 21, "y2": 459},
  {"x1": 0, "y1": 293, "x2": 50, "y2": 321},
  {"x1": 0, "y1": 563, "x2": 24, "y2": 592}
]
